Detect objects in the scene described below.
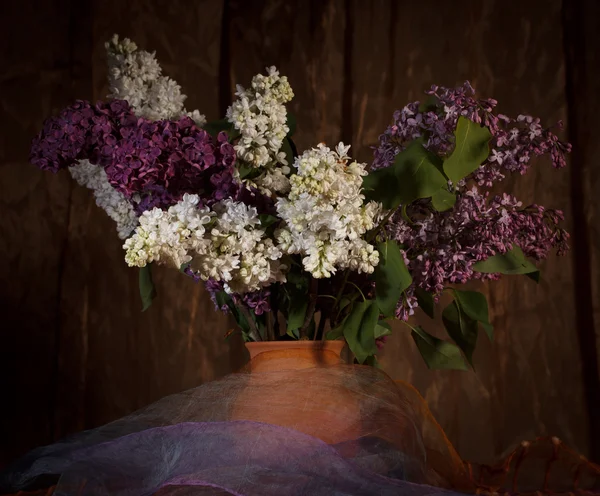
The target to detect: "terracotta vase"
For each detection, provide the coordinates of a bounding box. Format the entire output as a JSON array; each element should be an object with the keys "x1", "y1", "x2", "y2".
[{"x1": 230, "y1": 339, "x2": 362, "y2": 445}]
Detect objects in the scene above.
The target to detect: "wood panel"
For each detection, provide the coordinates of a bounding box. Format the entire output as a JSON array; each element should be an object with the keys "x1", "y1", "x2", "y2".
[
  {"x1": 0, "y1": 0, "x2": 78, "y2": 466},
  {"x1": 563, "y1": 0, "x2": 600, "y2": 461}
]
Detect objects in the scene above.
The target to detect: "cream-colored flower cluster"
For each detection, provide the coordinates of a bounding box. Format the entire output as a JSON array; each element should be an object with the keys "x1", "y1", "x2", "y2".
[
  {"x1": 105, "y1": 34, "x2": 206, "y2": 125},
  {"x1": 276, "y1": 143, "x2": 381, "y2": 278},
  {"x1": 226, "y1": 66, "x2": 294, "y2": 195},
  {"x1": 69, "y1": 160, "x2": 139, "y2": 239},
  {"x1": 123, "y1": 195, "x2": 286, "y2": 294},
  {"x1": 124, "y1": 194, "x2": 213, "y2": 268},
  {"x1": 199, "y1": 200, "x2": 287, "y2": 294}
]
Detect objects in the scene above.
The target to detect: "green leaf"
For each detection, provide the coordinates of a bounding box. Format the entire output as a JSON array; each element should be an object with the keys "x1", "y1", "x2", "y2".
[
  {"x1": 139, "y1": 264, "x2": 157, "y2": 312},
  {"x1": 343, "y1": 300, "x2": 379, "y2": 364},
  {"x1": 415, "y1": 287, "x2": 435, "y2": 319},
  {"x1": 258, "y1": 214, "x2": 278, "y2": 228},
  {"x1": 375, "y1": 240, "x2": 413, "y2": 317},
  {"x1": 363, "y1": 355, "x2": 382, "y2": 368},
  {"x1": 339, "y1": 297, "x2": 351, "y2": 311},
  {"x1": 238, "y1": 164, "x2": 262, "y2": 180},
  {"x1": 287, "y1": 328, "x2": 300, "y2": 339},
  {"x1": 410, "y1": 325, "x2": 468, "y2": 370},
  {"x1": 286, "y1": 113, "x2": 297, "y2": 137},
  {"x1": 431, "y1": 188, "x2": 457, "y2": 212},
  {"x1": 442, "y1": 117, "x2": 492, "y2": 183},
  {"x1": 452, "y1": 289, "x2": 493, "y2": 342},
  {"x1": 281, "y1": 137, "x2": 295, "y2": 168},
  {"x1": 363, "y1": 140, "x2": 447, "y2": 210},
  {"x1": 374, "y1": 320, "x2": 392, "y2": 339},
  {"x1": 473, "y1": 246, "x2": 540, "y2": 281},
  {"x1": 203, "y1": 119, "x2": 232, "y2": 137},
  {"x1": 287, "y1": 287, "x2": 308, "y2": 332},
  {"x1": 442, "y1": 300, "x2": 478, "y2": 366}
]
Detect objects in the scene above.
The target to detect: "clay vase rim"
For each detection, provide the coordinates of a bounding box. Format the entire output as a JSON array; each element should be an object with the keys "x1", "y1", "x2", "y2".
[{"x1": 245, "y1": 339, "x2": 346, "y2": 361}]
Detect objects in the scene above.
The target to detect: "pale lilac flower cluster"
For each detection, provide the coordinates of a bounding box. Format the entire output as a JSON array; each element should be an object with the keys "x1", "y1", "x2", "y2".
[
  {"x1": 389, "y1": 187, "x2": 569, "y2": 319},
  {"x1": 373, "y1": 82, "x2": 570, "y2": 188},
  {"x1": 276, "y1": 143, "x2": 381, "y2": 278},
  {"x1": 69, "y1": 160, "x2": 139, "y2": 239},
  {"x1": 125, "y1": 195, "x2": 287, "y2": 294},
  {"x1": 124, "y1": 193, "x2": 214, "y2": 268},
  {"x1": 226, "y1": 67, "x2": 294, "y2": 196},
  {"x1": 105, "y1": 34, "x2": 206, "y2": 126}
]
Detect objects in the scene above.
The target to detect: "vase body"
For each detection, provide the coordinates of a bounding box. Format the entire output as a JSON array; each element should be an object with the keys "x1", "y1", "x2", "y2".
[{"x1": 230, "y1": 340, "x2": 361, "y2": 445}]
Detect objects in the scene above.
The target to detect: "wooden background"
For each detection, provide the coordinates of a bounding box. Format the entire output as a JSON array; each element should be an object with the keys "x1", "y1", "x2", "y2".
[{"x1": 1, "y1": 0, "x2": 599, "y2": 467}]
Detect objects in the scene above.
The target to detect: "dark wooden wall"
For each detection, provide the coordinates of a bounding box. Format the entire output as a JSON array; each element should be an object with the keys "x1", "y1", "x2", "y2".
[{"x1": 1, "y1": 0, "x2": 599, "y2": 467}]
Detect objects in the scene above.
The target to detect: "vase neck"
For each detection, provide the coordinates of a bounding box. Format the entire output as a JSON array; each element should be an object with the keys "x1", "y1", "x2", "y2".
[{"x1": 245, "y1": 341, "x2": 345, "y2": 373}]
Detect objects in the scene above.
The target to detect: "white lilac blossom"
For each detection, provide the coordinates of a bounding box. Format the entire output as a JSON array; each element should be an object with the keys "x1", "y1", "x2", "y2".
[
  {"x1": 226, "y1": 66, "x2": 294, "y2": 195},
  {"x1": 198, "y1": 200, "x2": 287, "y2": 294},
  {"x1": 69, "y1": 160, "x2": 139, "y2": 239},
  {"x1": 124, "y1": 194, "x2": 214, "y2": 268},
  {"x1": 105, "y1": 34, "x2": 206, "y2": 125},
  {"x1": 275, "y1": 143, "x2": 381, "y2": 278},
  {"x1": 124, "y1": 195, "x2": 286, "y2": 294}
]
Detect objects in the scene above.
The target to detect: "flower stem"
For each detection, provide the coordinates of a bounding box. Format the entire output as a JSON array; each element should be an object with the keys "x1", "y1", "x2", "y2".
[
  {"x1": 238, "y1": 305, "x2": 261, "y2": 342},
  {"x1": 300, "y1": 278, "x2": 318, "y2": 338},
  {"x1": 334, "y1": 271, "x2": 351, "y2": 307},
  {"x1": 266, "y1": 311, "x2": 274, "y2": 341},
  {"x1": 314, "y1": 309, "x2": 330, "y2": 341},
  {"x1": 366, "y1": 208, "x2": 396, "y2": 243}
]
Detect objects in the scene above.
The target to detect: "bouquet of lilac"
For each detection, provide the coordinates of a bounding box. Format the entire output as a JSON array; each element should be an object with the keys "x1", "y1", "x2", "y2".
[{"x1": 30, "y1": 35, "x2": 570, "y2": 369}]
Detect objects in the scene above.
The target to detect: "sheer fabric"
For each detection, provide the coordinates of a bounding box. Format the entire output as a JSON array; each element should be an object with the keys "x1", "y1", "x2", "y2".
[{"x1": 1, "y1": 352, "x2": 598, "y2": 495}]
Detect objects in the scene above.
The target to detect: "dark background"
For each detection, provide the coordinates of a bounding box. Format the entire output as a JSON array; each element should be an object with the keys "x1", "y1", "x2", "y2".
[{"x1": 1, "y1": 0, "x2": 599, "y2": 468}]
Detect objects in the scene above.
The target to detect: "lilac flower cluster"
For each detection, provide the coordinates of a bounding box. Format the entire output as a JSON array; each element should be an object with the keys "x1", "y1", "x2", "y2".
[
  {"x1": 30, "y1": 100, "x2": 135, "y2": 172},
  {"x1": 372, "y1": 82, "x2": 570, "y2": 188},
  {"x1": 242, "y1": 289, "x2": 271, "y2": 316},
  {"x1": 30, "y1": 100, "x2": 237, "y2": 212},
  {"x1": 389, "y1": 188, "x2": 569, "y2": 319}
]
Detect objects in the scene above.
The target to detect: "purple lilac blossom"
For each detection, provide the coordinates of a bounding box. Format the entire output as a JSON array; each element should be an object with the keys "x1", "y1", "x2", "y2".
[
  {"x1": 30, "y1": 99, "x2": 238, "y2": 212},
  {"x1": 372, "y1": 82, "x2": 570, "y2": 188},
  {"x1": 242, "y1": 289, "x2": 271, "y2": 316},
  {"x1": 390, "y1": 188, "x2": 569, "y2": 319},
  {"x1": 372, "y1": 82, "x2": 571, "y2": 321},
  {"x1": 186, "y1": 267, "x2": 273, "y2": 317}
]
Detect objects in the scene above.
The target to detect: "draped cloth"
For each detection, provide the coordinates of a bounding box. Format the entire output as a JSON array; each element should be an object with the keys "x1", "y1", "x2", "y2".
[{"x1": 1, "y1": 352, "x2": 599, "y2": 496}]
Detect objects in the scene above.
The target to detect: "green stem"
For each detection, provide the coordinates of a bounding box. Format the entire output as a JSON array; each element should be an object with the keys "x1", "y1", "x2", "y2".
[
  {"x1": 238, "y1": 305, "x2": 261, "y2": 342},
  {"x1": 300, "y1": 278, "x2": 318, "y2": 338},
  {"x1": 366, "y1": 208, "x2": 396, "y2": 243},
  {"x1": 314, "y1": 311, "x2": 328, "y2": 341},
  {"x1": 347, "y1": 281, "x2": 366, "y2": 302},
  {"x1": 332, "y1": 270, "x2": 351, "y2": 320}
]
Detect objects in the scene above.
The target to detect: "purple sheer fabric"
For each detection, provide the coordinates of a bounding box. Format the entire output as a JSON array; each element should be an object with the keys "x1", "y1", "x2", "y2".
[
  {"x1": 3, "y1": 421, "x2": 463, "y2": 495},
  {"x1": 1, "y1": 365, "x2": 469, "y2": 495}
]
